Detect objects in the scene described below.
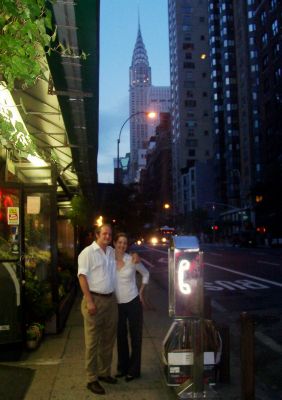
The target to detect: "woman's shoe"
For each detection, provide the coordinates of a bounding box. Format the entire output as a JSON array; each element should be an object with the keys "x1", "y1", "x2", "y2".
[{"x1": 115, "y1": 372, "x2": 126, "y2": 378}]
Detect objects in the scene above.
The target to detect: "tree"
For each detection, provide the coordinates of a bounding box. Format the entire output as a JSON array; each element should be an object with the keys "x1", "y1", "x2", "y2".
[{"x1": 0, "y1": 0, "x2": 55, "y2": 90}]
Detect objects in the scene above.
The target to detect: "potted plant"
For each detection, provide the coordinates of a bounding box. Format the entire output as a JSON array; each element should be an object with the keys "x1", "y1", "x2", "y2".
[{"x1": 26, "y1": 323, "x2": 44, "y2": 350}]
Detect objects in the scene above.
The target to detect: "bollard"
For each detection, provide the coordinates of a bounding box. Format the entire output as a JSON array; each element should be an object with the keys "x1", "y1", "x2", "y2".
[
  {"x1": 240, "y1": 312, "x2": 255, "y2": 400},
  {"x1": 204, "y1": 295, "x2": 212, "y2": 319},
  {"x1": 217, "y1": 325, "x2": 230, "y2": 383}
]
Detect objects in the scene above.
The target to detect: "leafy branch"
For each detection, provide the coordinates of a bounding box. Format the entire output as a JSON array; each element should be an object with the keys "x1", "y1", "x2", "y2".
[{"x1": 0, "y1": 0, "x2": 87, "y2": 163}]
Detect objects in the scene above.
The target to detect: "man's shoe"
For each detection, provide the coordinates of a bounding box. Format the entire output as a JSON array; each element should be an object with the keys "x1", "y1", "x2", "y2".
[
  {"x1": 87, "y1": 380, "x2": 105, "y2": 395},
  {"x1": 98, "y1": 376, "x2": 118, "y2": 384}
]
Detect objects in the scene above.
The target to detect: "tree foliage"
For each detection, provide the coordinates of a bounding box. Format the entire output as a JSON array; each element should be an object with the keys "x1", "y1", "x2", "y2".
[
  {"x1": 68, "y1": 195, "x2": 92, "y2": 228},
  {"x1": 0, "y1": 0, "x2": 55, "y2": 89}
]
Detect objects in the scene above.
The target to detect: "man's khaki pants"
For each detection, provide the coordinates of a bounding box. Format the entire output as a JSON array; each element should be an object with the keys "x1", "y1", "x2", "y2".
[{"x1": 81, "y1": 294, "x2": 118, "y2": 383}]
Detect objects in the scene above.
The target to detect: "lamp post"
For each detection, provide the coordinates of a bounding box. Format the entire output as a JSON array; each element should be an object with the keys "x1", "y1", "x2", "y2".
[{"x1": 116, "y1": 111, "x2": 156, "y2": 184}]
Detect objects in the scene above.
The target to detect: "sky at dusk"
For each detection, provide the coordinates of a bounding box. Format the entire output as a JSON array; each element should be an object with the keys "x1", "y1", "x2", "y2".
[{"x1": 98, "y1": 0, "x2": 170, "y2": 183}]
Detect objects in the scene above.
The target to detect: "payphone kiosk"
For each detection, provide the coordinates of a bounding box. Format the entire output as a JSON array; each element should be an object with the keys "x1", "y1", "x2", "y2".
[{"x1": 163, "y1": 236, "x2": 220, "y2": 399}]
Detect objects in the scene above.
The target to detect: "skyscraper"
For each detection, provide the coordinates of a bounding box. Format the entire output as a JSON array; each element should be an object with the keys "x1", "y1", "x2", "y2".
[
  {"x1": 208, "y1": 0, "x2": 282, "y2": 236},
  {"x1": 129, "y1": 22, "x2": 170, "y2": 182},
  {"x1": 168, "y1": 0, "x2": 214, "y2": 216}
]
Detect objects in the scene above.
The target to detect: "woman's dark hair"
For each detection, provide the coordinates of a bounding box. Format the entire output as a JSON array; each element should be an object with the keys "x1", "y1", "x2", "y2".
[{"x1": 114, "y1": 232, "x2": 128, "y2": 242}]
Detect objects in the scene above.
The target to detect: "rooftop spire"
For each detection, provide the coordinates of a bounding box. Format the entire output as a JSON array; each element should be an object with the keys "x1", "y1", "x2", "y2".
[{"x1": 131, "y1": 18, "x2": 149, "y2": 67}]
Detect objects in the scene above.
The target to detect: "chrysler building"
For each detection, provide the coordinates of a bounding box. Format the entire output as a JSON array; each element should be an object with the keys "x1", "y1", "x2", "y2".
[{"x1": 129, "y1": 22, "x2": 170, "y2": 182}]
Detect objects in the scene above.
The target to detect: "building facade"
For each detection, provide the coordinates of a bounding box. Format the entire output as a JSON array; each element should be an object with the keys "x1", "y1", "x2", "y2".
[
  {"x1": 168, "y1": 0, "x2": 214, "y2": 217},
  {"x1": 208, "y1": 0, "x2": 282, "y2": 238}
]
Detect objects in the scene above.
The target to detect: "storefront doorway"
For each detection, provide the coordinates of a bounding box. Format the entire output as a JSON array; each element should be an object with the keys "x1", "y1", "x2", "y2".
[{"x1": 0, "y1": 184, "x2": 57, "y2": 357}]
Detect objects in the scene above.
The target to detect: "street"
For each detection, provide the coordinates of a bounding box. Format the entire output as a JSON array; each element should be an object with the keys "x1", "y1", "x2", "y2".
[{"x1": 132, "y1": 242, "x2": 282, "y2": 399}]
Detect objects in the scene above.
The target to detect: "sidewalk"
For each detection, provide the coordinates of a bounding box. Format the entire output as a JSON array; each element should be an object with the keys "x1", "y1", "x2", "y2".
[
  {"x1": 1, "y1": 277, "x2": 278, "y2": 400},
  {"x1": 2, "y1": 279, "x2": 177, "y2": 400}
]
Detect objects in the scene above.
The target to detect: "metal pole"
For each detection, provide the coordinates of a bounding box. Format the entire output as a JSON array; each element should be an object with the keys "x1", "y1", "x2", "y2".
[
  {"x1": 116, "y1": 111, "x2": 147, "y2": 184},
  {"x1": 117, "y1": 137, "x2": 120, "y2": 183},
  {"x1": 241, "y1": 312, "x2": 255, "y2": 400}
]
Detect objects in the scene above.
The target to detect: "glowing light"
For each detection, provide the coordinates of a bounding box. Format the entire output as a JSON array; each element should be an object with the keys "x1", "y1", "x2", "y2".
[
  {"x1": 150, "y1": 236, "x2": 158, "y2": 246},
  {"x1": 200, "y1": 53, "x2": 207, "y2": 59},
  {"x1": 147, "y1": 111, "x2": 157, "y2": 119},
  {"x1": 178, "y1": 259, "x2": 191, "y2": 294},
  {"x1": 96, "y1": 215, "x2": 103, "y2": 227},
  {"x1": 27, "y1": 154, "x2": 47, "y2": 167}
]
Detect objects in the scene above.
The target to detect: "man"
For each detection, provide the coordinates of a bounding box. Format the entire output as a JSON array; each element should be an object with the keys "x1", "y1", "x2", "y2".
[{"x1": 78, "y1": 224, "x2": 118, "y2": 395}]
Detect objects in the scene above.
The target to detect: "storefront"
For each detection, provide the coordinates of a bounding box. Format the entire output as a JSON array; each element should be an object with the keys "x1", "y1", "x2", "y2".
[
  {"x1": 0, "y1": 174, "x2": 77, "y2": 360},
  {"x1": 0, "y1": 0, "x2": 99, "y2": 359}
]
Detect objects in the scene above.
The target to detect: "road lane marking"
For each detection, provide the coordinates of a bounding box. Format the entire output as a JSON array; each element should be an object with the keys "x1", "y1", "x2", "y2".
[
  {"x1": 257, "y1": 260, "x2": 280, "y2": 266},
  {"x1": 211, "y1": 299, "x2": 227, "y2": 312},
  {"x1": 143, "y1": 245, "x2": 168, "y2": 255},
  {"x1": 206, "y1": 263, "x2": 282, "y2": 287},
  {"x1": 141, "y1": 258, "x2": 155, "y2": 269},
  {"x1": 255, "y1": 332, "x2": 282, "y2": 355},
  {"x1": 158, "y1": 257, "x2": 168, "y2": 263},
  {"x1": 205, "y1": 279, "x2": 269, "y2": 291}
]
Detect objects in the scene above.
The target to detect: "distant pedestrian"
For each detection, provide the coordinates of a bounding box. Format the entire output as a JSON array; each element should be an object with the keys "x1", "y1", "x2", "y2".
[
  {"x1": 78, "y1": 224, "x2": 118, "y2": 395},
  {"x1": 114, "y1": 232, "x2": 149, "y2": 381}
]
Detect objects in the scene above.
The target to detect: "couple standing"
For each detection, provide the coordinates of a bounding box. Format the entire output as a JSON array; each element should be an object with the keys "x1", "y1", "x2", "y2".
[{"x1": 78, "y1": 224, "x2": 149, "y2": 395}]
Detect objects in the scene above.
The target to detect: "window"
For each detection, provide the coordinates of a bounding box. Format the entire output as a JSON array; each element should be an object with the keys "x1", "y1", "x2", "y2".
[
  {"x1": 262, "y1": 32, "x2": 268, "y2": 46},
  {"x1": 272, "y1": 20, "x2": 278, "y2": 36},
  {"x1": 183, "y1": 43, "x2": 194, "y2": 50},
  {"x1": 184, "y1": 80, "x2": 195, "y2": 88},
  {"x1": 262, "y1": 54, "x2": 269, "y2": 70},
  {"x1": 183, "y1": 62, "x2": 195, "y2": 69},
  {"x1": 273, "y1": 42, "x2": 280, "y2": 57},
  {"x1": 186, "y1": 139, "x2": 198, "y2": 147},
  {"x1": 188, "y1": 149, "x2": 196, "y2": 157},
  {"x1": 185, "y1": 100, "x2": 197, "y2": 107},
  {"x1": 183, "y1": 25, "x2": 192, "y2": 32},
  {"x1": 185, "y1": 120, "x2": 197, "y2": 127},
  {"x1": 275, "y1": 68, "x2": 282, "y2": 82},
  {"x1": 260, "y1": 11, "x2": 266, "y2": 24},
  {"x1": 270, "y1": 0, "x2": 277, "y2": 9},
  {"x1": 248, "y1": 24, "x2": 255, "y2": 32}
]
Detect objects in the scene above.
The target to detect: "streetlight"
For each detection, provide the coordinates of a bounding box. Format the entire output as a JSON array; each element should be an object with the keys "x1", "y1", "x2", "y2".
[{"x1": 116, "y1": 111, "x2": 157, "y2": 183}]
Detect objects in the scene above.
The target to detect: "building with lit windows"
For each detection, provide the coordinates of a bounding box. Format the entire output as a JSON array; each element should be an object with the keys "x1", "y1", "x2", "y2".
[
  {"x1": 208, "y1": 0, "x2": 282, "y2": 239},
  {"x1": 168, "y1": 0, "x2": 214, "y2": 218}
]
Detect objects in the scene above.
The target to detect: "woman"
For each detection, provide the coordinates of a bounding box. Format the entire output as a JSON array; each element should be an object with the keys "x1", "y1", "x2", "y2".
[{"x1": 114, "y1": 232, "x2": 150, "y2": 381}]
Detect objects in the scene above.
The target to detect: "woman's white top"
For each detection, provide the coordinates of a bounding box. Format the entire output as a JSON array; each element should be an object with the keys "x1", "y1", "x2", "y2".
[{"x1": 115, "y1": 253, "x2": 149, "y2": 304}]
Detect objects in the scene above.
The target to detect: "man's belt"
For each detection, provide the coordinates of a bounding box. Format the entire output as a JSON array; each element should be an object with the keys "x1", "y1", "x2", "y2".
[{"x1": 90, "y1": 291, "x2": 113, "y2": 297}]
